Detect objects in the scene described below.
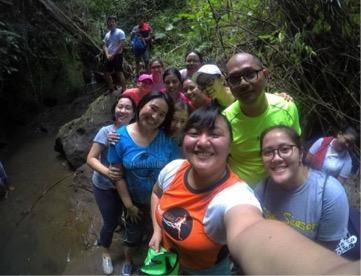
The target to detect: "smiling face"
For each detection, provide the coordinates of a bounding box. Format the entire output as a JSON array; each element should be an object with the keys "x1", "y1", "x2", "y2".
[
  {"x1": 114, "y1": 97, "x2": 134, "y2": 125},
  {"x1": 138, "y1": 98, "x2": 169, "y2": 130},
  {"x1": 196, "y1": 73, "x2": 225, "y2": 100},
  {"x1": 183, "y1": 116, "x2": 231, "y2": 175},
  {"x1": 150, "y1": 60, "x2": 164, "y2": 79},
  {"x1": 164, "y1": 74, "x2": 182, "y2": 95},
  {"x1": 137, "y1": 80, "x2": 153, "y2": 93},
  {"x1": 171, "y1": 109, "x2": 189, "y2": 138},
  {"x1": 261, "y1": 128, "x2": 302, "y2": 186},
  {"x1": 226, "y1": 53, "x2": 268, "y2": 105},
  {"x1": 185, "y1": 52, "x2": 202, "y2": 73},
  {"x1": 183, "y1": 79, "x2": 202, "y2": 101}
]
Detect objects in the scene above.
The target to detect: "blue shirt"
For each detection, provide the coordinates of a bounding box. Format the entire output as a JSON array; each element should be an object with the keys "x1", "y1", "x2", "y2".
[{"x1": 108, "y1": 126, "x2": 180, "y2": 204}]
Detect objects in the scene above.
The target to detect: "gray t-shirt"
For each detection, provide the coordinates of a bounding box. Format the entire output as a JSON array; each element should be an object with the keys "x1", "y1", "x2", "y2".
[
  {"x1": 254, "y1": 169, "x2": 349, "y2": 242},
  {"x1": 103, "y1": 28, "x2": 126, "y2": 55},
  {"x1": 92, "y1": 124, "x2": 116, "y2": 190}
]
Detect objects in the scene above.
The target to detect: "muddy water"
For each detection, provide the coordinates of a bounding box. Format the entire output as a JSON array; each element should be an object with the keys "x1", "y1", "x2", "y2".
[{"x1": 0, "y1": 135, "x2": 87, "y2": 274}]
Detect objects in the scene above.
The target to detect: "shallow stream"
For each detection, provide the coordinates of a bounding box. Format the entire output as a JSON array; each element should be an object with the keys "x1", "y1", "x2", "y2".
[{"x1": 0, "y1": 134, "x2": 87, "y2": 274}]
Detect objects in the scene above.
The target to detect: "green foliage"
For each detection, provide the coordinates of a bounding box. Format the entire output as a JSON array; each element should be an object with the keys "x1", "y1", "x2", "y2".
[
  {"x1": 0, "y1": 0, "x2": 87, "y2": 126},
  {"x1": 0, "y1": 0, "x2": 358, "y2": 146},
  {"x1": 66, "y1": 0, "x2": 359, "y2": 142}
]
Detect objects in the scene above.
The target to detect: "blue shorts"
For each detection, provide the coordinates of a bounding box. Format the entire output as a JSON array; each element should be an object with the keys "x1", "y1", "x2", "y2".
[{"x1": 135, "y1": 46, "x2": 150, "y2": 63}]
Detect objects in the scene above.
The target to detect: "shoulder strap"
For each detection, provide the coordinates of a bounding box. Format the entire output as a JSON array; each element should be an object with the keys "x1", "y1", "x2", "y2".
[
  {"x1": 260, "y1": 177, "x2": 269, "y2": 217},
  {"x1": 316, "y1": 174, "x2": 329, "y2": 239},
  {"x1": 313, "y1": 136, "x2": 333, "y2": 170}
]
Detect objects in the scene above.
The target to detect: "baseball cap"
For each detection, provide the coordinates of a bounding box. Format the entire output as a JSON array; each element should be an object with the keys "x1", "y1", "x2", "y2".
[
  {"x1": 193, "y1": 64, "x2": 222, "y2": 82},
  {"x1": 138, "y1": 74, "x2": 153, "y2": 83}
]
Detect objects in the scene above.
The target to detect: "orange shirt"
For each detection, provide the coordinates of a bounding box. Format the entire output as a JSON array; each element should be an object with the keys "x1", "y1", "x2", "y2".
[{"x1": 156, "y1": 160, "x2": 261, "y2": 269}]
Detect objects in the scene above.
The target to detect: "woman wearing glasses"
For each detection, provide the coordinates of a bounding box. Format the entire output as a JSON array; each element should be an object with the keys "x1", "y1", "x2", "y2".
[
  {"x1": 150, "y1": 58, "x2": 165, "y2": 92},
  {"x1": 254, "y1": 125, "x2": 349, "y2": 253},
  {"x1": 149, "y1": 107, "x2": 359, "y2": 274}
]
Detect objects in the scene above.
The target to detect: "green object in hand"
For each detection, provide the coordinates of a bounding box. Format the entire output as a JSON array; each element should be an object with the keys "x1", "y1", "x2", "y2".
[{"x1": 140, "y1": 247, "x2": 179, "y2": 275}]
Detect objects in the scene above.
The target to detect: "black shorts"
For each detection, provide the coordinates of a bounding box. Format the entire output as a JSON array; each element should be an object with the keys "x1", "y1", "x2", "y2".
[
  {"x1": 122, "y1": 203, "x2": 152, "y2": 247},
  {"x1": 104, "y1": 53, "x2": 123, "y2": 73}
]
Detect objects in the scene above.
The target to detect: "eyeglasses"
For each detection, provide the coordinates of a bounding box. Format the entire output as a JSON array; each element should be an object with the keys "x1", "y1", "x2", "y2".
[
  {"x1": 151, "y1": 65, "x2": 163, "y2": 69},
  {"x1": 226, "y1": 69, "x2": 263, "y2": 87},
  {"x1": 197, "y1": 76, "x2": 217, "y2": 90},
  {"x1": 261, "y1": 144, "x2": 297, "y2": 161}
]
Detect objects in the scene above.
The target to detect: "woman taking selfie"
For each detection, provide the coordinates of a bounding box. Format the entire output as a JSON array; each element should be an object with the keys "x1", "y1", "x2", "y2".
[{"x1": 149, "y1": 104, "x2": 358, "y2": 275}]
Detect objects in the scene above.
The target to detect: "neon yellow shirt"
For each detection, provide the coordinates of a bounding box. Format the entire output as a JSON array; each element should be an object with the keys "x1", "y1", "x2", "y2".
[{"x1": 223, "y1": 93, "x2": 301, "y2": 187}]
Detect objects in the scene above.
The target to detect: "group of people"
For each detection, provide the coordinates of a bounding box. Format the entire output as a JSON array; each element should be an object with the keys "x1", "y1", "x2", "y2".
[{"x1": 90, "y1": 15, "x2": 360, "y2": 276}]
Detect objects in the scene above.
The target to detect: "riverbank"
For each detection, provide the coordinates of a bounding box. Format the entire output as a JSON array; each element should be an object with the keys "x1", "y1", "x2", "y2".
[
  {"x1": 0, "y1": 85, "x2": 148, "y2": 274},
  {"x1": 0, "y1": 86, "x2": 104, "y2": 274},
  {"x1": 0, "y1": 134, "x2": 84, "y2": 274}
]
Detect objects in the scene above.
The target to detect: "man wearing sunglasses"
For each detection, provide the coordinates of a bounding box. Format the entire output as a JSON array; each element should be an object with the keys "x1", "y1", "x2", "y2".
[{"x1": 223, "y1": 52, "x2": 301, "y2": 187}]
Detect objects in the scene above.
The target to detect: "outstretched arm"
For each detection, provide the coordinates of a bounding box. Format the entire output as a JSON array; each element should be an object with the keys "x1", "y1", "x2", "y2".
[{"x1": 225, "y1": 205, "x2": 359, "y2": 275}]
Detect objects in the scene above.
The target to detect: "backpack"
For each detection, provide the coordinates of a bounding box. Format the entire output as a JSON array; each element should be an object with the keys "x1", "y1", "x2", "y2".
[
  {"x1": 131, "y1": 34, "x2": 147, "y2": 57},
  {"x1": 336, "y1": 207, "x2": 360, "y2": 260},
  {"x1": 319, "y1": 175, "x2": 360, "y2": 260}
]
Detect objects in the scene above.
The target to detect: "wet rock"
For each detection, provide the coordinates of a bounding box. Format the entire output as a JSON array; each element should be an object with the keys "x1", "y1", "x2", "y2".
[
  {"x1": 55, "y1": 94, "x2": 117, "y2": 169},
  {"x1": 73, "y1": 164, "x2": 93, "y2": 193}
]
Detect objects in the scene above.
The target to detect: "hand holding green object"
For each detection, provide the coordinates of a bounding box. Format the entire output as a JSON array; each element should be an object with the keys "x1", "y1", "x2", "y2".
[{"x1": 140, "y1": 247, "x2": 179, "y2": 275}]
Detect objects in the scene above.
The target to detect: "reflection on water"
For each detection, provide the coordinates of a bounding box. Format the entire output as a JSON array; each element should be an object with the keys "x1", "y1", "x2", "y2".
[{"x1": 0, "y1": 136, "x2": 86, "y2": 274}]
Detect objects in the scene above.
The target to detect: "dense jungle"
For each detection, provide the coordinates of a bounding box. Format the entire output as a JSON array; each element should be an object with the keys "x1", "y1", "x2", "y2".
[{"x1": 0, "y1": 0, "x2": 359, "y2": 274}]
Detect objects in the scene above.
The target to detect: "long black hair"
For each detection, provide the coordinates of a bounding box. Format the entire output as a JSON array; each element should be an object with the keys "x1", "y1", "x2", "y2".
[{"x1": 163, "y1": 67, "x2": 182, "y2": 84}]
